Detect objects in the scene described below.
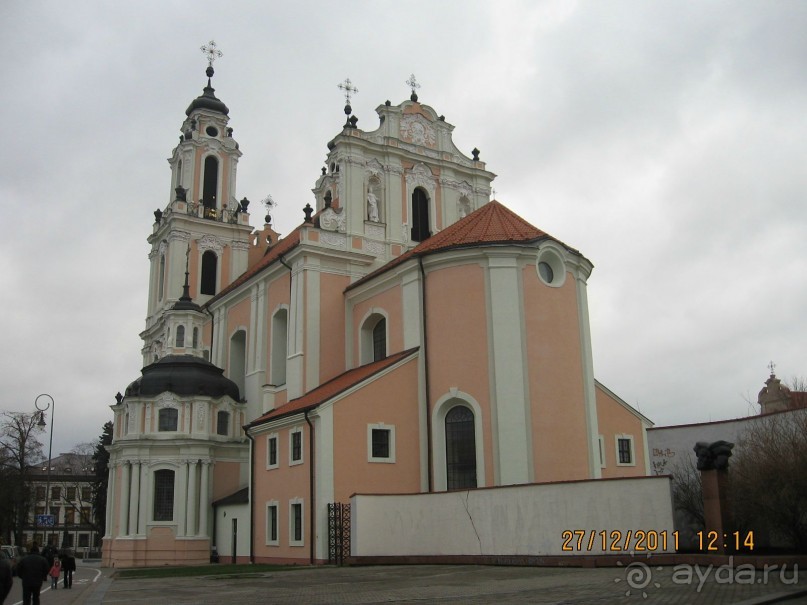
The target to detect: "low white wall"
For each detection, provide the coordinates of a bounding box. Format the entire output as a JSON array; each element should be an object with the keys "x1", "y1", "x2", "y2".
[{"x1": 352, "y1": 476, "x2": 674, "y2": 557}]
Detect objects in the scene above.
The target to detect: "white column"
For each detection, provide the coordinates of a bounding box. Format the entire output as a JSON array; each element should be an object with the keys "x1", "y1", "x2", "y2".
[
  {"x1": 176, "y1": 461, "x2": 188, "y2": 536},
  {"x1": 104, "y1": 462, "x2": 116, "y2": 537},
  {"x1": 128, "y1": 461, "x2": 141, "y2": 535},
  {"x1": 187, "y1": 460, "x2": 198, "y2": 537},
  {"x1": 574, "y1": 271, "x2": 601, "y2": 479},
  {"x1": 198, "y1": 461, "x2": 210, "y2": 537},
  {"x1": 118, "y1": 462, "x2": 130, "y2": 536},
  {"x1": 138, "y1": 465, "x2": 148, "y2": 534}
]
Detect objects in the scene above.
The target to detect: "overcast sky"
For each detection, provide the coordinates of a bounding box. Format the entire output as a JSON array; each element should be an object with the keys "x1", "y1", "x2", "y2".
[{"x1": 1, "y1": 1, "x2": 805, "y2": 458}]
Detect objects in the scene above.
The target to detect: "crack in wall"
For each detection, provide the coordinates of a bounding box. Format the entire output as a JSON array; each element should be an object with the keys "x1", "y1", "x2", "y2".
[{"x1": 461, "y1": 490, "x2": 482, "y2": 554}]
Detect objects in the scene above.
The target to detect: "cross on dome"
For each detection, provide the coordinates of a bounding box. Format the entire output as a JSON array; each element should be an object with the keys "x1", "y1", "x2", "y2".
[
  {"x1": 406, "y1": 73, "x2": 421, "y2": 101},
  {"x1": 768, "y1": 360, "x2": 776, "y2": 376},
  {"x1": 201, "y1": 40, "x2": 223, "y2": 67}
]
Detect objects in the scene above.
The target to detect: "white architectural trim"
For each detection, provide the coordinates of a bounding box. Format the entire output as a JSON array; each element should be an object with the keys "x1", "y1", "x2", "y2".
[
  {"x1": 265, "y1": 500, "x2": 279, "y2": 545},
  {"x1": 266, "y1": 433, "x2": 279, "y2": 470},
  {"x1": 358, "y1": 307, "x2": 389, "y2": 365},
  {"x1": 288, "y1": 426, "x2": 304, "y2": 466},
  {"x1": 431, "y1": 390, "x2": 486, "y2": 491},
  {"x1": 615, "y1": 434, "x2": 636, "y2": 466},
  {"x1": 289, "y1": 498, "x2": 304, "y2": 547},
  {"x1": 367, "y1": 423, "x2": 396, "y2": 463}
]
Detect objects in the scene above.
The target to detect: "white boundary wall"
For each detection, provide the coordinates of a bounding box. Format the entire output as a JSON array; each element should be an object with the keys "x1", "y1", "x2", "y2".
[{"x1": 351, "y1": 476, "x2": 674, "y2": 557}]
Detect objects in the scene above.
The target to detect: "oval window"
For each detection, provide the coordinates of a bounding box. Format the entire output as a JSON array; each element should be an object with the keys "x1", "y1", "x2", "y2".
[
  {"x1": 206, "y1": 126, "x2": 219, "y2": 137},
  {"x1": 538, "y1": 261, "x2": 554, "y2": 284}
]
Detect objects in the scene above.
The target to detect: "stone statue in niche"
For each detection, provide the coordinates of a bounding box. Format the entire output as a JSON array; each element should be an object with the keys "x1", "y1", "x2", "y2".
[
  {"x1": 367, "y1": 191, "x2": 380, "y2": 222},
  {"x1": 458, "y1": 197, "x2": 471, "y2": 219}
]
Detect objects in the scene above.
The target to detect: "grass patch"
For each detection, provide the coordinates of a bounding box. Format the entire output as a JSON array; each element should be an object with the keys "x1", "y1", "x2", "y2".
[{"x1": 116, "y1": 564, "x2": 297, "y2": 579}]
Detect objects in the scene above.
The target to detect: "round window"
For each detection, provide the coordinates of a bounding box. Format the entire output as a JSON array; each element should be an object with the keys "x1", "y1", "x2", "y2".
[
  {"x1": 206, "y1": 126, "x2": 219, "y2": 137},
  {"x1": 538, "y1": 261, "x2": 554, "y2": 284}
]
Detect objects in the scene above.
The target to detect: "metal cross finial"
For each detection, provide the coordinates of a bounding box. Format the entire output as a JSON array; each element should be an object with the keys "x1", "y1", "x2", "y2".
[
  {"x1": 338, "y1": 78, "x2": 359, "y2": 105},
  {"x1": 406, "y1": 74, "x2": 420, "y2": 95},
  {"x1": 768, "y1": 360, "x2": 776, "y2": 376},
  {"x1": 201, "y1": 40, "x2": 223, "y2": 67}
]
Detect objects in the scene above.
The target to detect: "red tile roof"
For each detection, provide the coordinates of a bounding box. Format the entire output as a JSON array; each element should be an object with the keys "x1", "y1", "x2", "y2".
[
  {"x1": 246, "y1": 347, "x2": 419, "y2": 427},
  {"x1": 206, "y1": 223, "x2": 302, "y2": 305},
  {"x1": 348, "y1": 200, "x2": 569, "y2": 291}
]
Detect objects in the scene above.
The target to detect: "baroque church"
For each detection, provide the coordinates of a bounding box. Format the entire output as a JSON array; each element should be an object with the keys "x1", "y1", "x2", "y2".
[{"x1": 103, "y1": 54, "x2": 652, "y2": 567}]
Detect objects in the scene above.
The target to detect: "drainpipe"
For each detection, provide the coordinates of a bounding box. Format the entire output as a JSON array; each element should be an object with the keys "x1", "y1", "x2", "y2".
[
  {"x1": 419, "y1": 256, "x2": 433, "y2": 492},
  {"x1": 245, "y1": 429, "x2": 255, "y2": 564},
  {"x1": 304, "y1": 410, "x2": 315, "y2": 564}
]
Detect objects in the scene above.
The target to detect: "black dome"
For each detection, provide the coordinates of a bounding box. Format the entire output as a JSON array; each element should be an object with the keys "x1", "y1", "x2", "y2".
[
  {"x1": 186, "y1": 84, "x2": 229, "y2": 116},
  {"x1": 125, "y1": 355, "x2": 240, "y2": 400}
]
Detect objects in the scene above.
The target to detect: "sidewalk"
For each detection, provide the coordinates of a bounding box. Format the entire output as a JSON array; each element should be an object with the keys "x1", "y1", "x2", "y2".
[{"x1": 73, "y1": 563, "x2": 807, "y2": 604}]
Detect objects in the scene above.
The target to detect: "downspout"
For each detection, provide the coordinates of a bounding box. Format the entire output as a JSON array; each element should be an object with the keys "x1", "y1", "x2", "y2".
[
  {"x1": 245, "y1": 429, "x2": 255, "y2": 564},
  {"x1": 419, "y1": 256, "x2": 433, "y2": 492},
  {"x1": 304, "y1": 410, "x2": 315, "y2": 564}
]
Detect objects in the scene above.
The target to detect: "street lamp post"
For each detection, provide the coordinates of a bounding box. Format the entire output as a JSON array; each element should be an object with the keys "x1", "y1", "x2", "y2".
[{"x1": 35, "y1": 394, "x2": 55, "y2": 547}]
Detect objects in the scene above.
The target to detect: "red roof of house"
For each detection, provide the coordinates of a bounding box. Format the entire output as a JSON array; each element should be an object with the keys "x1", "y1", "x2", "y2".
[
  {"x1": 246, "y1": 347, "x2": 419, "y2": 427},
  {"x1": 347, "y1": 200, "x2": 572, "y2": 291}
]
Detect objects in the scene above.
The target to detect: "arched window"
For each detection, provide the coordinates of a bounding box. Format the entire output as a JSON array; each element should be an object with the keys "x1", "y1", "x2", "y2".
[
  {"x1": 411, "y1": 187, "x2": 430, "y2": 242},
  {"x1": 203, "y1": 156, "x2": 219, "y2": 209},
  {"x1": 445, "y1": 406, "x2": 477, "y2": 490},
  {"x1": 217, "y1": 411, "x2": 229, "y2": 436},
  {"x1": 158, "y1": 408, "x2": 178, "y2": 432},
  {"x1": 175, "y1": 325, "x2": 185, "y2": 348},
  {"x1": 200, "y1": 250, "x2": 217, "y2": 295},
  {"x1": 158, "y1": 254, "x2": 166, "y2": 300},
  {"x1": 372, "y1": 318, "x2": 386, "y2": 362},
  {"x1": 192, "y1": 327, "x2": 199, "y2": 349},
  {"x1": 229, "y1": 330, "x2": 247, "y2": 399},
  {"x1": 270, "y1": 309, "x2": 288, "y2": 386},
  {"x1": 360, "y1": 313, "x2": 387, "y2": 365},
  {"x1": 153, "y1": 470, "x2": 175, "y2": 521},
  {"x1": 176, "y1": 159, "x2": 183, "y2": 188}
]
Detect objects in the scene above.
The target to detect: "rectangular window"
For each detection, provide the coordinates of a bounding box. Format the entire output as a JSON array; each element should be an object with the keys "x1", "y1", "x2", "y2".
[
  {"x1": 81, "y1": 507, "x2": 91, "y2": 523},
  {"x1": 290, "y1": 501, "x2": 303, "y2": 546},
  {"x1": 36, "y1": 486, "x2": 46, "y2": 500},
  {"x1": 616, "y1": 436, "x2": 635, "y2": 466},
  {"x1": 81, "y1": 487, "x2": 92, "y2": 501},
  {"x1": 67, "y1": 487, "x2": 76, "y2": 500},
  {"x1": 368, "y1": 424, "x2": 396, "y2": 463},
  {"x1": 65, "y1": 509, "x2": 74, "y2": 525},
  {"x1": 51, "y1": 487, "x2": 61, "y2": 500},
  {"x1": 217, "y1": 411, "x2": 229, "y2": 436},
  {"x1": 266, "y1": 502, "x2": 279, "y2": 545},
  {"x1": 153, "y1": 469, "x2": 175, "y2": 521},
  {"x1": 78, "y1": 534, "x2": 89, "y2": 548},
  {"x1": 267, "y1": 434, "x2": 278, "y2": 469},
  {"x1": 158, "y1": 408, "x2": 179, "y2": 432},
  {"x1": 289, "y1": 428, "x2": 303, "y2": 465}
]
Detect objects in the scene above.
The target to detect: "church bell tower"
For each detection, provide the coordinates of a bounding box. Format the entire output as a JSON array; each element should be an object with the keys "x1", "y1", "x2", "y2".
[{"x1": 141, "y1": 42, "x2": 253, "y2": 366}]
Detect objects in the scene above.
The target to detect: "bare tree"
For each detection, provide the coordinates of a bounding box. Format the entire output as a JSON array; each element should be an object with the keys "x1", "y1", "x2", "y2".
[
  {"x1": 0, "y1": 411, "x2": 44, "y2": 545},
  {"x1": 670, "y1": 457, "x2": 705, "y2": 528},
  {"x1": 731, "y1": 409, "x2": 807, "y2": 552}
]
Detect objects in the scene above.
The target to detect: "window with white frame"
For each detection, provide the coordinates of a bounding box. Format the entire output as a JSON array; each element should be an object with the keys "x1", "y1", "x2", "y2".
[
  {"x1": 158, "y1": 408, "x2": 178, "y2": 432},
  {"x1": 367, "y1": 423, "x2": 395, "y2": 463},
  {"x1": 289, "y1": 499, "x2": 304, "y2": 546},
  {"x1": 616, "y1": 435, "x2": 635, "y2": 466},
  {"x1": 266, "y1": 501, "x2": 279, "y2": 545},
  {"x1": 289, "y1": 427, "x2": 303, "y2": 465},
  {"x1": 266, "y1": 433, "x2": 279, "y2": 469},
  {"x1": 598, "y1": 435, "x2": 606, "y2": 468}
]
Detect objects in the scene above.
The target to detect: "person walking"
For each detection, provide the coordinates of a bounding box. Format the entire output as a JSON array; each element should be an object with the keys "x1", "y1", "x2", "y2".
[
  {"x1": 0, "y1": 553, "x2": 12, "y2": 605},
  {"x1": 48, "y1": 559, "x2": 60, "y2": 589},
  {"x1": 15, "y1": 545, "x2": 48, "y2": 605},
  {"x1": 61, "y1": 550, "x2": 76, "y2": 588}
]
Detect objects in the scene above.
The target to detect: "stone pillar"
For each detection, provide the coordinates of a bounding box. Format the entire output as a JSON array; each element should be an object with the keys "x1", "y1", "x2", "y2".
[
  {"x1": 105, "y1": 462, "x2": 116, "y2": 537},
  {"x1": 199, "y1": 461, "x2": 210, "y2": 537},
  {"x1": 695, "y1": 440, "x2": 734, "y2": 553},
  {"x1": 187, "y1": 459, "x2": 198, "y2": 536},
  {"x1": 128, "y1": 461, "x2": 141, "y2": 535},
  {"x1": 119, "y1": 462, "x2": 130, "y2": 536}
]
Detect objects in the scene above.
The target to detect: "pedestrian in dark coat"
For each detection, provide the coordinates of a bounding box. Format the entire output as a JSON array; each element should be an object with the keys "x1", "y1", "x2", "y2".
[
  {"x1": 60, "y1": 550, "x2": 76, "y2": 588},
  {"x1": 0, "y1": 555, "x2": 12, "y2": 605},
  {"x1": 15, "y1": 546, "x2": 48, "y2": 605}
]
